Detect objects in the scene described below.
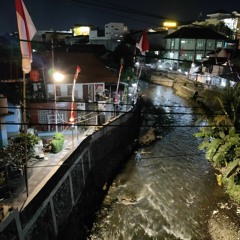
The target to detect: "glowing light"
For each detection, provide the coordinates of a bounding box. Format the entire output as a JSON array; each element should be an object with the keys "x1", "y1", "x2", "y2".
[
  {"x1": 163, "y1": 21, "x2": 177, "y2": 28},
  {"x1": 169, "y1": 52, "x2": 174, "y2": 58},
  {"x1": 73, "y1": 26, "x2": 90, "y2": 36},
  {"x1": 135, "y1": 62, "x2": 140, "y2": 68},
  {"x1": 53, "y1": 72, "x2": 64, "y2": 82}
]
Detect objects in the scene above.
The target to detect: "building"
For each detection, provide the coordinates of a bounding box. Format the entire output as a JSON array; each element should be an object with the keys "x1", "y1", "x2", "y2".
[
  {"x1": 205, "y1": 10, "x2": 240, "y2": 44},
  {"x1": 164, "y1": 26, "x2": 228, "y2": 64},
  {"x1": 28, "y1": 51, "x2": 123, "y2": 131},
  {"x1": 89, "y1": 22, "x2": 129, "y2": 51}
]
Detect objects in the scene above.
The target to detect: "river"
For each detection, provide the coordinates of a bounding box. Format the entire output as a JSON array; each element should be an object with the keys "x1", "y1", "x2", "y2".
[{"x1": 87, "y1": 82, "x2": 240, "y2": 240}]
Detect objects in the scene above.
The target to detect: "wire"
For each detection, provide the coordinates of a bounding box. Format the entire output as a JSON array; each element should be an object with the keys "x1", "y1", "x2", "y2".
[
  {"x1": 67, "y1": 0, "x2": 174, "y2": 26},
  {"x1": 9, "y1": 149, "x2": 232, "y2": 169}
]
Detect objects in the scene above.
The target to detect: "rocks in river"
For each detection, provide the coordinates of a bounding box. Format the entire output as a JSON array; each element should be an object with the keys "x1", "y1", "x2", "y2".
[
  {"x1": 138, "y1": 127, "x2": 157, "y2": 145},
  {"x1": 119, "y1": 196, "x2": 138, "y2": 205}
]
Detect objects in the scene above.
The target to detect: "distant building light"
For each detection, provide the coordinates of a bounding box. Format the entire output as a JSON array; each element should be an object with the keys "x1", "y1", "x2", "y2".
[
  {"x1": 163, "y1": 21, "x2": 177, "y2": 28},
  {"x1": 73, "y1": 26, "x2": 90, "y2": 36}
]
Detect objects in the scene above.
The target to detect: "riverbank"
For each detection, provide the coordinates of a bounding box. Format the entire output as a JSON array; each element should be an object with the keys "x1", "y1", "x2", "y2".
[{"x1": 145, "y1": 71, "x2": 240, "y2": 239}]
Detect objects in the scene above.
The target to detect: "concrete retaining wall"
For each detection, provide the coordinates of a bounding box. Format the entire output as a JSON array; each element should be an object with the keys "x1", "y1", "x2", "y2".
[{"x1": 0, "y1": 100, "x2": 142, "y2": 240}]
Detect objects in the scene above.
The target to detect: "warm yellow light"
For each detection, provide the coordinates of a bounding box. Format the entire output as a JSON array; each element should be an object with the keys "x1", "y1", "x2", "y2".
[
  {"x1": 73, "y1": 26, "x2": 90, "y2": 36},
  {"x1": 53, "y1": 72, "x2": 64, "y2": 82},
  {"x1": 163, "y1": 21, "x2": 177, "y2": 28}
]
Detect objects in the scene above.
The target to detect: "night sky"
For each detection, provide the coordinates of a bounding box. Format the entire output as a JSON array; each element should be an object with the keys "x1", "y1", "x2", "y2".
[{"x1": 1, "y1": 0, "x2": 240, "y2": 35}]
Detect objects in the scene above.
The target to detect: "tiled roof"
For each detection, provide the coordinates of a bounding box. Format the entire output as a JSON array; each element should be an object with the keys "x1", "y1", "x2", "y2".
[
  {"x1": 164, "y1": 26, "x2": 227, "y2": 40},
  {"x1": 39, "y1": 52, "x2": 118, "y2": 84}
]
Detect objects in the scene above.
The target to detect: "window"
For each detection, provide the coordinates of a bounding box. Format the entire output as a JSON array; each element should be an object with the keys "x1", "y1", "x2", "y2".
[
  {"x1": 56, "y1": 86, "x2": 61, "y2": 96},
  {"x1": 67, "y1": 85, "x2": 73, "y2": 95},
  {"x1": 207, "y1": 40, "x2": 214, "y2": 48},
  {"x1": 196, "y1": 53, "x2": 203, "y2": 60},
  {"x1": 197, "y1": 40, "x2": 204, "y2": 48},
  {"x1": 217, "y1": 41, "x2": 223, "y2": 48}
]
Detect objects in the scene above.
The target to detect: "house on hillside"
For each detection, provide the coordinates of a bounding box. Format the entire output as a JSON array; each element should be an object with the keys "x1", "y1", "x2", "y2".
[
  {"x1": 191, "y1": 48, "x2": 240, "y2": 87},
  {"x1": 205, "y1": 10, "x2": 240, "y2": 45},
  {"x1": 164, "y1": 26, "x2": 229, "y2": 66}
]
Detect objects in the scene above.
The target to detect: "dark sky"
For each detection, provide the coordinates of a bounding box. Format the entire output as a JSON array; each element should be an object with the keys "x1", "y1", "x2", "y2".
[{"x1": 1, "y1": 0, "x2": 240, "y2": 34}]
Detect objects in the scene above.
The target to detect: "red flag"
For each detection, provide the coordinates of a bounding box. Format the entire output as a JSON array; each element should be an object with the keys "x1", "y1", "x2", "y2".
[
  {"x1": 136, "y1": 30, "x2": 149, "y2": 55},
  {"x1": 74, "y1": 65, "x2": 81, "y2": 80},
  {"x1": 15, "y1": 0, "x2": 36, "y2": 74}
]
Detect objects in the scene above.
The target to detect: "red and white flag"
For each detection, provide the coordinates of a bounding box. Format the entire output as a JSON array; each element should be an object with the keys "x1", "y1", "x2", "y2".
[
  {"x1": 136, "y1": 30, "x2": 149, "y2": 55},
  {"x1": 15, "y1": 0, "x2": 36, "y2": 74},
  {"x1": 70, "y1": 66, "x2": 81, "y2": 123}
]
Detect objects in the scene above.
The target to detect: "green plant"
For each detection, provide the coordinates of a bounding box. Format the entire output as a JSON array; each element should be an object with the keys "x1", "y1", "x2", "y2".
[
  {"x1": 12, "y1": 133, "x2": 41, "y2": 156},
  {"x1": 0, "y1": 133, "x2": 41, "y2": 178},
  {"x1": 194, "y1": 117, "x2": 240, "y2": 167},
  {"x1": 50, "y1": 133, "x2": 64, "y2": 153}
]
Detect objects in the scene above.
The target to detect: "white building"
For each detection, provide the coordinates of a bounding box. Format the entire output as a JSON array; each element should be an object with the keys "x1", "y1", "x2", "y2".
[
  {"x1": 104, "y1": 22, "x2": 128, "y2": 39},
  {"x1": 89, "y1": 22, "x2": 129, "y2": 51},
  {"x1": 204, "y1": 11, "x2": 240, "y2": 47}
]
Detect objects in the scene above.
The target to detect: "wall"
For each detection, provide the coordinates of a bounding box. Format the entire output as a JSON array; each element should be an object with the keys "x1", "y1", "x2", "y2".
[{"x1": 0, "y1": 99, "x2": 142, "y2": 240}]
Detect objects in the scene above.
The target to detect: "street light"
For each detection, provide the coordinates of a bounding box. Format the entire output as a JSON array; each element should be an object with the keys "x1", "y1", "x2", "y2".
[{"x1": 53, "y1": 71, "x2": 64, "y2": 132}]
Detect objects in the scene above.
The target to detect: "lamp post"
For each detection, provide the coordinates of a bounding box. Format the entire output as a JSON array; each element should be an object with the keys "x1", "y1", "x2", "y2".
[{"x1": 53, "y1": 72, "x2": 64, "y2": 132}]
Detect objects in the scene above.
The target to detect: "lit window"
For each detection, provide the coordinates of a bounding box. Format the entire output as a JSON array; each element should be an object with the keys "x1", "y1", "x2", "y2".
[
  {"x1": 196, "y1": 54, "x2": 202, "y2": 60},
  {"x1": 217, "y1": 42, "x2": 223, "y2": 48}
]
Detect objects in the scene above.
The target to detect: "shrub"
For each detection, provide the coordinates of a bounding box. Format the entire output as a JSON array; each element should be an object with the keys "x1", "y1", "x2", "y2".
[
  {"x1": 12, "y1": 133, "x2": 41, "y2": 156},
  {"x1": 50, "y1": 133, "x2": 64, "y2": 153}
]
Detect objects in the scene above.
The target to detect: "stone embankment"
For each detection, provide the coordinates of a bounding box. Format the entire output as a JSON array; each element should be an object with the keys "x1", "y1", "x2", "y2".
[{"x1": 146, "y1": 70, "x2": 225, "y2": 113}]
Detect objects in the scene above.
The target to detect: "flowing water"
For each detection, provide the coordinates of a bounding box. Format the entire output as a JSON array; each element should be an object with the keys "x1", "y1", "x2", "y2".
[{"x1": 87, "y1": 82, "x2": 239, "y2": 240}]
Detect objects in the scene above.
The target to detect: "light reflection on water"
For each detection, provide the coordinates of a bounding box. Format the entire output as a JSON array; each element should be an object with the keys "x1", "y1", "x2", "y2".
[{"x1": 87, "y1": 83, "x2": 229, "y2": 240}]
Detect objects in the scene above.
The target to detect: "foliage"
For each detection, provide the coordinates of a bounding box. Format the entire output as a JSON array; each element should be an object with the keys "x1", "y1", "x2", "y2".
[
  {"x1": 113, "y1": 44, "x2": 135, "y2": 68},
  {"x1": 120, "y1": 67, "x2": 137, "y2": 85},
  {"x1": 0, "y1": 133, "x2": 41, "y2": 168},
  {"x1": 194, "y1": 122, "x2": 240, "y2": 168},
  {"x1": 222, "y1": 160, "x2": 240, "y2": 203},
  {"x1": 50, "y1": 133, "x2": 64, "y2": 153},
  {"x1": 13, "y1": 133, "x2": 41, "y2": 152},
  {"x1": 0, "y1": 172, "x2": 5, "y2": 186},
  {"x1": 194, "y1": 80, "x2": 240, "y2": 202}
]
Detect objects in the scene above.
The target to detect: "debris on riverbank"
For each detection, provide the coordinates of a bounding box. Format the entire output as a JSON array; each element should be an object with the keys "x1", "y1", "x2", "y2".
[{"x1": 208, "y1": 201, "x2": 240, "y2": 240}]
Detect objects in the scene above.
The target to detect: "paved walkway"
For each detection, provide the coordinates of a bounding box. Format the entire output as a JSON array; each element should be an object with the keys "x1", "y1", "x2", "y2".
[{"x1": 2, "y1": 128, "x2": 94, "y2": 210}]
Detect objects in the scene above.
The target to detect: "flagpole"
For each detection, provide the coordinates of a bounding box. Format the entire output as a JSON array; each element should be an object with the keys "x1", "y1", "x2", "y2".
[
  {"x1": 114, "y1": 58, "x2": 124, "y2": 116},
  {"x1": 23, "y1": 72, "x2": 29, "y2": 197},
  {"x1": 15, "y1": 0, "x2": 37, "y2": 197}
]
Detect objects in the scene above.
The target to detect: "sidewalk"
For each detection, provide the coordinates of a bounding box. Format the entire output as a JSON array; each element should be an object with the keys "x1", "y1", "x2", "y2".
[{"x1": 2, "y1": 128, "x2": 93, "y2": 210}]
